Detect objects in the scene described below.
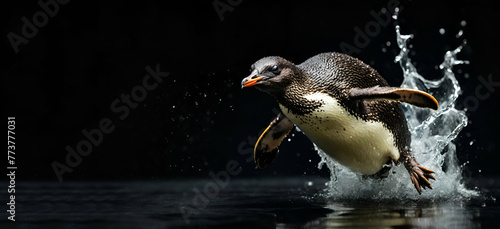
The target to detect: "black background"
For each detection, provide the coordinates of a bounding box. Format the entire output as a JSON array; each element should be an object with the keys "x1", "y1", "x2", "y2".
[{"x1": 3, "y1": 0, "x2": 499, "y2": 182}]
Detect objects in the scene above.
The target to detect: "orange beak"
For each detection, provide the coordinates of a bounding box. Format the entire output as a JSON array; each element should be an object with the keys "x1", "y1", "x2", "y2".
[{"x1": 242, "y1": 76, "x2": 265, "y2": 88}]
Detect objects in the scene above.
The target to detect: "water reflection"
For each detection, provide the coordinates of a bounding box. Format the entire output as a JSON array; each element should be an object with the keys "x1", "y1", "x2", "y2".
[
  {"x1": 5, "y1": 178, "x2": 497, "y2": 228},
  {"x1": 297, "y1": 201, "x2": 481, "y2": 228}
]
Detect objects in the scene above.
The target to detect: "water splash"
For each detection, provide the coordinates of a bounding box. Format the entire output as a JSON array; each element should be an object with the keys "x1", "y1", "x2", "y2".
[{"x1": 317, "y1": 22, "x2": 477, "y2": 200}]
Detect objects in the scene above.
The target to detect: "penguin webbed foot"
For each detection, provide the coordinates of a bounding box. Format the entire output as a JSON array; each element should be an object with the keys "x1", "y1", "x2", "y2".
[
  {"x1": 403, "y1": 153, "x2": 435, "y2": 194},
  {"x1": 408, "y1": 164, "x2": 435, "y2": 194}
]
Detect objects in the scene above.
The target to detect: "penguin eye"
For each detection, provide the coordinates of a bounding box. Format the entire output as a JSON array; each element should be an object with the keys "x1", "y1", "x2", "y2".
[{"x1": 269, "y1": 65, "x2": 280, "y2": 74}]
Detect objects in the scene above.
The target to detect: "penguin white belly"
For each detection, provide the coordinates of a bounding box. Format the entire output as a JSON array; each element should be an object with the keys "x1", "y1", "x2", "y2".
[{"x1": 280, "y1": 92, "x2": 400, "y2": 175}]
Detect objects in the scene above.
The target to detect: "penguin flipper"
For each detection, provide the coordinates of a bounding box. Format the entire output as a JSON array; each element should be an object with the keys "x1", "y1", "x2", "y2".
[
  {"x1": 349, "y1": 86, "x2": 439, "y2": 110},
  {"x1": 254, "y1": 112, "x2": 294, "y2": 168}
]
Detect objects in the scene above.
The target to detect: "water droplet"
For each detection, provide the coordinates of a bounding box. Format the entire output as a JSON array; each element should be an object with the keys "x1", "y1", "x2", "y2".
[
  {"x1": 392, "y1": 7, "x2": 399, "y2": 19},
  {"x1": 307, "y1": 181, "x2": 313, "y2": 186},
  {"x1": 469, "y1": 141, "x2": 474, "y2": 145},
  {"x1": 439, "y1": 28, "x2": 446, "y2": 34},
  {"x1": 460, "y1": 20, "x2": 467, "y2": 27},
  {"x1": 456, "y1": 30, "x2": 463, "y2": 38}
]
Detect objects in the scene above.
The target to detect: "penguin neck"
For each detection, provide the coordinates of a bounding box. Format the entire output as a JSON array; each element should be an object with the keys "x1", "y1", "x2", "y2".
[{"x1": 271, "y1": 83, "x2": 322, "y2": 116}]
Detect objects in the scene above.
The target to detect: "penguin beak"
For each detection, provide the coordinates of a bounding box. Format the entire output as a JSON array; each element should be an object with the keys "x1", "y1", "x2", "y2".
[{"x1": 241, "y1": 75, "x2": 266, "y2": 88}]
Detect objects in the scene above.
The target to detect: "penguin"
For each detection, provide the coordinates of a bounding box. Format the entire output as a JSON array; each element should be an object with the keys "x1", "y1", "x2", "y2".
[{"x1": 241, "y1": 52, "x2": 438, "y2": 194}]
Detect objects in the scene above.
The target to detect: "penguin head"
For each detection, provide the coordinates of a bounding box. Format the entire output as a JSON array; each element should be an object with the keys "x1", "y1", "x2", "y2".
[{"x1": 241, "y1": 56, "x2": 299, "y2": 93}]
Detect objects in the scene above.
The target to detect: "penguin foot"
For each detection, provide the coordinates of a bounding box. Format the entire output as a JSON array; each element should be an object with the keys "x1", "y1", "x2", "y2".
[
  {"x1": 408, "y1": 164, "x2": 435, "y2": 195},
  {"x1": 401, "y1": 151, "x2": 435, "y2": 194}
]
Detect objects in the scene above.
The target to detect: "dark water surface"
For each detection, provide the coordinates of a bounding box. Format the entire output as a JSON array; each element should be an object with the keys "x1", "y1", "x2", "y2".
[{"x1": 2, "y1": 177, "x2": 499, "y2": 228}]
